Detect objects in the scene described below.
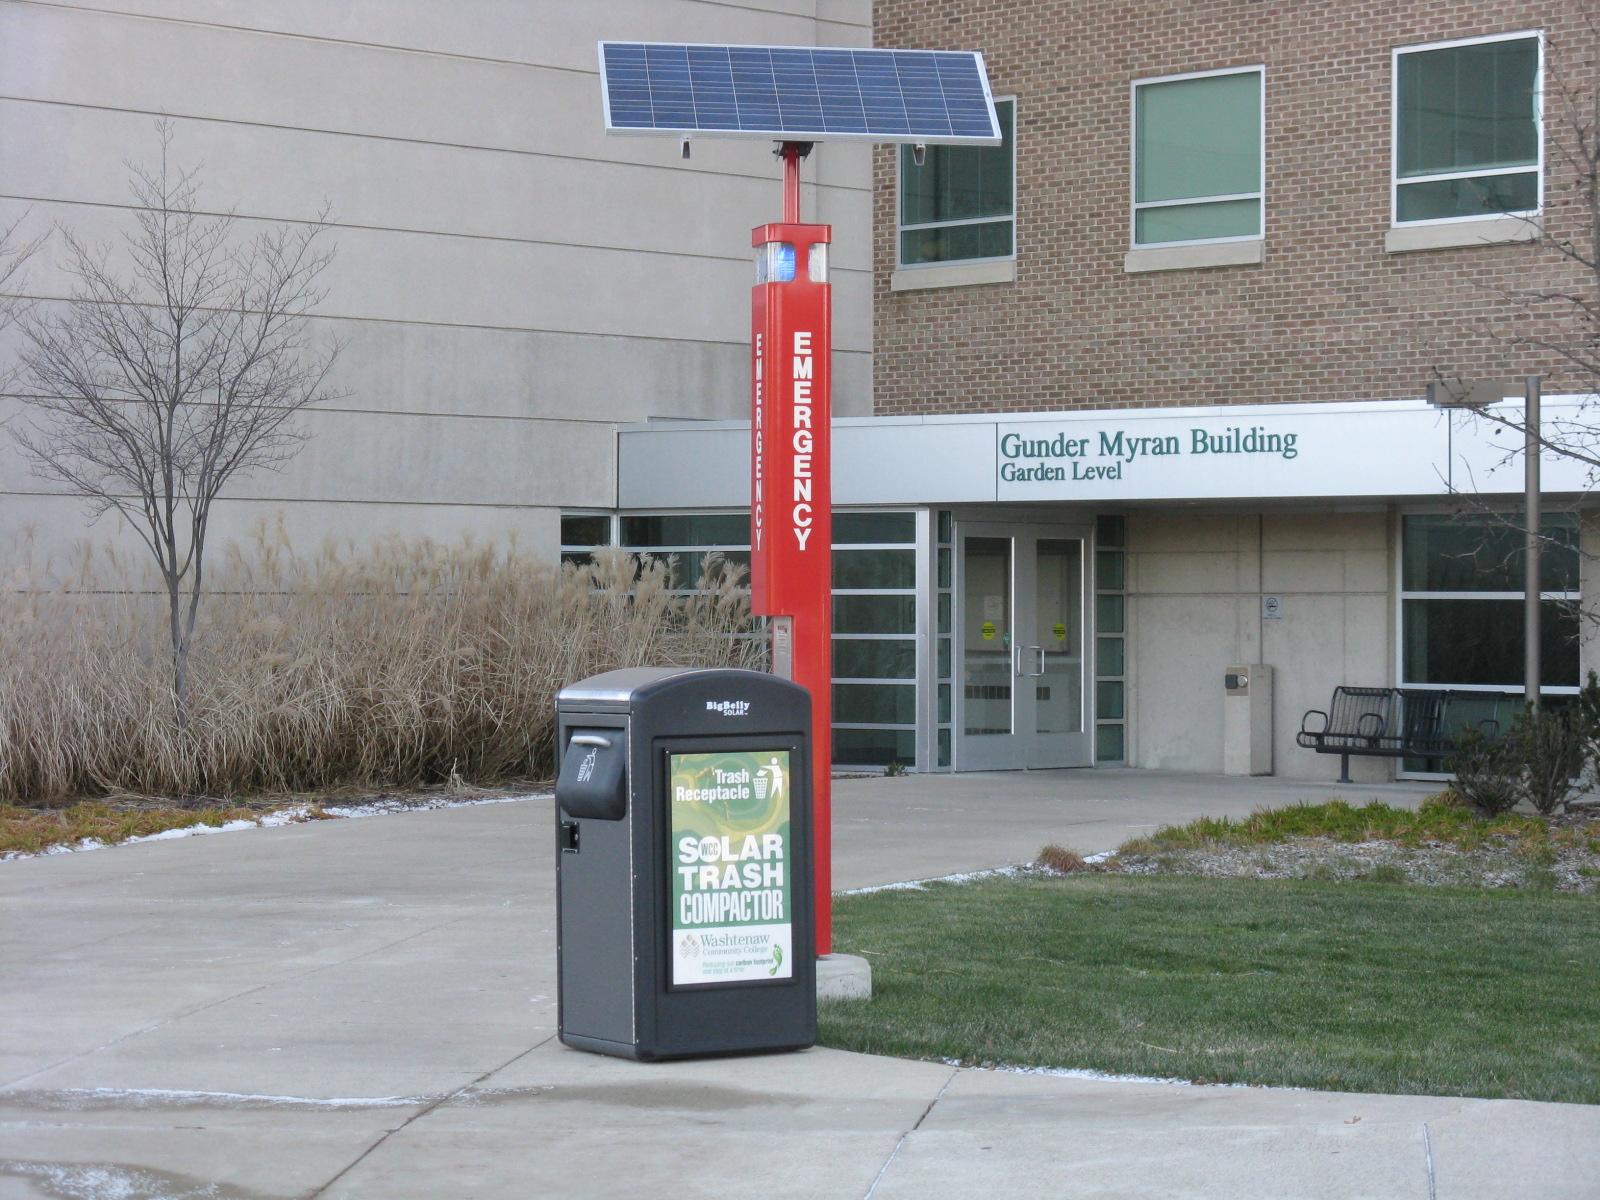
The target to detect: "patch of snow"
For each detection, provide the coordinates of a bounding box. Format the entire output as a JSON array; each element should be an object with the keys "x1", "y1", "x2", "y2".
[
  {"x1": 839, "y1": 866, "x2": 1022, "y2": 895},
  {"x1": 945, "y1": 1059, "x2": 1287, "y2": 1090},
  {"x1": 1082, "y1": 850, "x2": 1114, "y2": 865},
  {"x1": 319, "y1": 791, "x2": 546, "y2": 819},
  {"x1": 0, "y1": 1160, "x2": 223, "y2": 1200},
  {"x1": 14, "y1": 1087, "x2": 427, "y2": 1112},
  {"x1": 1, "y1": 792, "x2": 552, "y2": 864}
]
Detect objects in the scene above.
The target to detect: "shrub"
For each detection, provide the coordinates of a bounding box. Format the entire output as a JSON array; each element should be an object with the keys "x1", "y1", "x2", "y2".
[
  {"x1": 1445, "y1": 727, "x2": 1522, "y2": 818},
  {"x1": 0, "y1": 531, "x2": 761, "y2": 801},
  {"x1": 1444, "y1": 707, "x2": 1586, "y2": 819},
  {"x1": 1577, "y1": 669, "x2": 1600, "y2": 795},
  {"x1": 1513, "y1": 706, "x2": 1586, "y2": 816}
]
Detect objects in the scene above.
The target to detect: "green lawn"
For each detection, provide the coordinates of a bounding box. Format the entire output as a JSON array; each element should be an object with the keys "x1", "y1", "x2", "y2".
[{"x1": 819, "y1": 874, "x2": 1600, "y2": 1103}]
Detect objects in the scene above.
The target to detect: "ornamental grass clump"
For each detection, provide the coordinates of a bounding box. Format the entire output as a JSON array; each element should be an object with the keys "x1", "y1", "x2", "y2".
[{"x1": 0, "y1": 528, "x2": 760, "y2": 802}]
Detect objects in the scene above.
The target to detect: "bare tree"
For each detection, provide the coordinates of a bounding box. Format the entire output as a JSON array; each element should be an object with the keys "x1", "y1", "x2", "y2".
[
  {"x1": 1415, "y1": 19, "x2": 1600, "y2": 645},
  {"x1": 1438, "y1": 15, "x2": 1600, "y2": 483},
  {"x1": 14, "y1": 123, "x2": 342, "y2": 720},
  {"x1": 0, "y1": 213, "x2": 44, "y2": 370}
]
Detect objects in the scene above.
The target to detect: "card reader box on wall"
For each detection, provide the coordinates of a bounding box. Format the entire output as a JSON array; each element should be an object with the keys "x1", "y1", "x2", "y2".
[
  {"x1": 553, "y1": 666, "x2": 816, "y2": 1060},
  {"x1": 1224, "y1": 664, "x2": 1273, "y2": 776}
]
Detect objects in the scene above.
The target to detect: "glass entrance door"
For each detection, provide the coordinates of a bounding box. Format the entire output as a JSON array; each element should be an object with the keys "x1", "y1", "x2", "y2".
[{"x1": 956, "y1": 522, "x2": 1091, "y2": 770}]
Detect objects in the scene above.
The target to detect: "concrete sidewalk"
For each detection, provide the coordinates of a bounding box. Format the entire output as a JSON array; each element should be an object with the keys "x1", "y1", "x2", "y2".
[
  {"x1": 1, "y1": 771, "x2": 1593, "y2": 1199},
  {"x1": 831, "y1": 767, "x2": 1438, "y2": 888}
]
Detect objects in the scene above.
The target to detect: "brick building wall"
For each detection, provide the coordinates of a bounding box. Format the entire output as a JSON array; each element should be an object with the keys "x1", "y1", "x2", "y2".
[{"x1": 872, "y1": 1, "x2": 1596, "y2": 415}]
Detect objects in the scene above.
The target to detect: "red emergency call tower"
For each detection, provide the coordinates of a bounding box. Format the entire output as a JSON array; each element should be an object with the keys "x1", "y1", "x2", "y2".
[
  {"x1": 750, "y1": 142, "x2": 835, "y2": 946},
  {"x1": 599, "y1": 41, "x2": 1001, "y2": 956}
]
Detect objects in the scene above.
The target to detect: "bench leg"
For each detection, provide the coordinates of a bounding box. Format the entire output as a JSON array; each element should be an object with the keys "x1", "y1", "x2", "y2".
[{"x1": 1339, "y1": 753, "x2": 1352, "y2": 784}]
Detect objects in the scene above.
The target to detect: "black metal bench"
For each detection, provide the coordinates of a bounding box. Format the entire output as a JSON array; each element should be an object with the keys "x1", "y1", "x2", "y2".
[{"x1": 1297, "y1": 686, "x2": 1505, "y2": 781}]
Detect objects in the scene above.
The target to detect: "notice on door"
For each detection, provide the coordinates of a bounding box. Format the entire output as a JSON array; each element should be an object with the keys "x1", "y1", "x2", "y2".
[{"x1": 668, "y1": 750, "x2": 792, "y2": 987}]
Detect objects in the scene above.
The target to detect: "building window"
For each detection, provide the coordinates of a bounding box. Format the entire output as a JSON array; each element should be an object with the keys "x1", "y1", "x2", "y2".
[
  {"x1": 833, "y1": 511, "x2": 919, "y2": 769},
  {"x1": 617, "y1": 511, "x2": 751, "y2": 591},
  {"x1": 1393, "y1": 33, "x2": 1541, "y2": 225},
  {"x1": 1399, "y1": 512, "x2": 1578, "y2": 693},
  {"x1": 1131, "y1": 66, "x2": 1262, "y2": 247},
  {"x1": 1094, "y1": 515, "x2": 1127, "y2": 763},
  {"x1": 559, "y1": 512, "x2": 614, "y2": 568},
  {"x1": 898, "y1": 98, "x2": 1015, "y2": 267},
  {"x1": 934, "y1": 510, "x2": 954, "y2": 768},
  {"x1": 607, "y1": 509, "x2": 924, "y2": 769}
]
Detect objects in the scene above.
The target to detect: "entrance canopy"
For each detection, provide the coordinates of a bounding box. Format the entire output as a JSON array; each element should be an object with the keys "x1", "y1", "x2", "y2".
[{"x1": 618, "y1": 398, "x2": 1593, "y2": 509}]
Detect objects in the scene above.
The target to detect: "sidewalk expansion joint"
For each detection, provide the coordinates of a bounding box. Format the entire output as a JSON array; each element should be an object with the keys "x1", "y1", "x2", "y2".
[
  {"x1": 1422, "y1": 1121, "x2": 1437, "y2": 1200},
  {"x1": 861, "y1": 1064, "x2": 959, "y2": 1200},
  {"x1": 306, "y1": 1034, "x2": 556, "y2": 1199}
]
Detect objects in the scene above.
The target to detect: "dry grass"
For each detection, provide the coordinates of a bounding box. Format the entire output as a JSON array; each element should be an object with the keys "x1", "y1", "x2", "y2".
[
  {"x1": 1035, "y1": 843, "x2": 1087, "y2": 873},
  {"x1": 1116, "y1": 797, "x2": 1600, "y2": 857},
  {"x1": 0, "y1": 526, "x2": 761, "y2": 802},
  {"x1": 0, "y1": 801, "x2": 270, "y2": 856}
]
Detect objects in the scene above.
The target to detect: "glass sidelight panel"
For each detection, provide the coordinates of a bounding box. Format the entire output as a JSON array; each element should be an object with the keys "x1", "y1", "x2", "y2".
[
  {"x1": 963, "y1": 535, "x2": 1012, "y2": 736},
  {"x1": 1034, "y1": 539, "x2": 1084, "y2": 735}
]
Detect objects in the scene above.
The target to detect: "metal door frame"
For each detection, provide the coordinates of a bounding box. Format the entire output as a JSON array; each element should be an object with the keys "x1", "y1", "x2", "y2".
[{"x1": 953, "y1": 516, "x2": 1094, "y2": 770}]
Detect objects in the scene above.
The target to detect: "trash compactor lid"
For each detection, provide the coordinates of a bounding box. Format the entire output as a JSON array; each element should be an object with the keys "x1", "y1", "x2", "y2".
[{"x1": 557, "y1": 666, "x2": 790, "y2": 713}]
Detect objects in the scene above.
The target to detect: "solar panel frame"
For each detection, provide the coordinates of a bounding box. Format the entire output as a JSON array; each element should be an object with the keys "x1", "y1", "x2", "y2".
[{"x1": 598, "y1": 41, "x2": 1001, "y2": 146}]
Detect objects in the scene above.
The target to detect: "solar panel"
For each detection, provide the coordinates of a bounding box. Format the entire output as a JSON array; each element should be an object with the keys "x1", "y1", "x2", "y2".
[{"x1": 598, "y1": 42, "x2": 1000, "y2": 145}]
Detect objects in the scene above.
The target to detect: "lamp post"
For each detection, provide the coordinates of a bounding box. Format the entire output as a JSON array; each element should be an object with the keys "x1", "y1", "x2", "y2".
[{"x1": 1425, "y1": 375, "x2": 1543, "y2": 709}]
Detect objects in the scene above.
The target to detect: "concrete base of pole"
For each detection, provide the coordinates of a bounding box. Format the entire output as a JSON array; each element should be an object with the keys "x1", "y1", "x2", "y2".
[{"x1": 816, "y1": 953, "x2": 872, "y2": 1002}]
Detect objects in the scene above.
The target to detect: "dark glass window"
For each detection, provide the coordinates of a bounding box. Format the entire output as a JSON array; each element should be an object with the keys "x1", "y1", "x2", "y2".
[
  {"x1": 1402, "y1": 598, "x2": 1578, "y2": 687},
  {"x1": 833, "y1": 683, "x2": 916, "y2": 725},
  {"x1": 1096, "y1": 514, "x2": 1126, "y2": 548},
  {"x1": 899, "y1": 99, "x2": 1014, "y2": 266},
  {"x1": 834, "y1": 549, "x2": 915, "y2": 590},
  {"x1": 620, "y1": 513, "x2": 750, "y2": 547},
  {"x1": 833, "y1": 594, "x2": 916, "y2": 635},
  {"x1": 1396, "y1": 36, "x2": 1539, "y2": 222},
  {"x1": 833, "y1": 639, "x2": 916, "y2": 680},
  {"x1": 834, "y1": 512, "x2": 915, "y2": 544},
  {"x1": 1097, "y1": 636, "x2": 1125, "y2": 677},
  {"x1": 1096, "y1": 723, "x2": 1126, "y2": 762},
  {"x1": 834, "y1": 727, "x2": 916, "y2": 768},
  {"x1": 1403, "y1": 514, "x2": 1577, "y2": 593},
  {"x1": 560, "y1": 514, "x2": 611, "y2": 547}
]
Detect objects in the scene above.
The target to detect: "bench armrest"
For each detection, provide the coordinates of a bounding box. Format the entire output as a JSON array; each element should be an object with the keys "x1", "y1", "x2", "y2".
[{"x1": 1300, "y1": 709, "x2": 1329, "y2": 736}]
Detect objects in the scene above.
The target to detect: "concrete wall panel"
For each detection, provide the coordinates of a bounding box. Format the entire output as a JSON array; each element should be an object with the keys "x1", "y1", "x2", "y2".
[
  {"x1": 0, "y1": 197, "x2": 873, "y2": 356},
  {"x1": 1127, "y1": 594, "x2": 1235, "y2": 772},
  {"x1": 1, "y1": 3, "x2": 873, "y2": 199},
  {"x1": 1130, "y1": 552, "x2": 1246, "y2": 596},
  {"x1": 0, "y1": 317, "x2": 870, "y2": 426},
  {"x1": 0, "y1": 101, "x2": 874, "y2": 273},
  {"x1": 3, "y1": 491, "x2": 562, "y2": 583},
  {"x1": 40, "y1": 0, "x2": 868, "y2": 75},
  {"x1": 0, "y1": 396, "x2": 617, "y2": 508},
  {"x1": 1262, "y1": 551, "x2": 1347, "y2": 594},
  {"x1": 1130, "y1": 510, "x2": 1394, "y2": 780},
  {"x1": 0, "y1": 0, "x2": 870, "y2": 568}
]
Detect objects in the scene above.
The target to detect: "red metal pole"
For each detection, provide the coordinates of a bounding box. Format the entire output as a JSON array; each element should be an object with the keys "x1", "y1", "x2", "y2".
[{"x1": 782, "y1": 143, "x2": 801, "y2": 223}]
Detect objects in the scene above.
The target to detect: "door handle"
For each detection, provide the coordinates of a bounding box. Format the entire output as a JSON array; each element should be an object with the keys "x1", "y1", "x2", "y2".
[{"x1": 1033, "y1": 646, "x2": 1047, "y2": 676}]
